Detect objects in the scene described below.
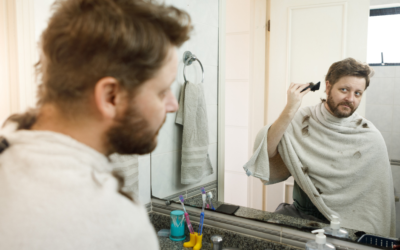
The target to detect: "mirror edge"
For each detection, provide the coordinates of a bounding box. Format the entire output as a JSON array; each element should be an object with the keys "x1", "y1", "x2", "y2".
[{"x1": 217, "y1": 0, "x2": 226, "y2": 203}]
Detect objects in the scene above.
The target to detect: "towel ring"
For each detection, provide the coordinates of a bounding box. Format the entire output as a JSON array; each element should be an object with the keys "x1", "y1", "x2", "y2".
[{"x1": 183, "y1": 51, "x2": 204, "y2": 83}]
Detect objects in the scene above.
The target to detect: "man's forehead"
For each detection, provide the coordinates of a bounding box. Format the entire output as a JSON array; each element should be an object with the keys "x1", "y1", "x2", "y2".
[
  {"x1": 161, "y1": 51, "x2": 178, "y2": 87},
  {"x1": 158, "y1": 48, "x2": 178, "y2": 77},
  {"x1": 138, "y1": 48, "x2": 178, "y2": 91},
  {"x1": 335, "y1": 76, "x2": 366, "y2": 89}
]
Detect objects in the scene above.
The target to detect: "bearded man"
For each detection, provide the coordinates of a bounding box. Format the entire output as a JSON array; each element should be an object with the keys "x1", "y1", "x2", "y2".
[
  {"x1": 244, "y1": 58, "x2": 395, "y2": 237},
  {"x1": 0, "y1": 0, "x2": 192, "y2": 249}
]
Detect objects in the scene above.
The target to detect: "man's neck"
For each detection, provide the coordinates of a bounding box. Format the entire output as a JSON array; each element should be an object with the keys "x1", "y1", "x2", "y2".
[
  {"x1": 31, "y1": 105, "x2": 108, "y2": 155},
  {"x1": 324, "y1": 101, "x2": 335, "y2": 116}
]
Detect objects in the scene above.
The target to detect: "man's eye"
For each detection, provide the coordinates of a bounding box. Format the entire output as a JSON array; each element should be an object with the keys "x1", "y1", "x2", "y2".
[
  {"x1": 341, "y1": 88, "x2": 347, "y2": 92},
  {"x1": 355, "y1": 92, "x2": 362, "y2": 96},
  {"x1": 160, "y1": 89, "x2": 170, "y2": 98}
]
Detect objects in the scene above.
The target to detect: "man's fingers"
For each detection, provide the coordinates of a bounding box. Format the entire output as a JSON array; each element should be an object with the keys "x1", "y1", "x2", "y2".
[
  {"x1": 296, "y1": 83, "x2": 311, "y2": 93},
  {"x1": 300, "y1": 87, "x2": 311, "y2": 96},
  {"x1": 289, "y1": 83, "x2": 302, "y2": 91}
]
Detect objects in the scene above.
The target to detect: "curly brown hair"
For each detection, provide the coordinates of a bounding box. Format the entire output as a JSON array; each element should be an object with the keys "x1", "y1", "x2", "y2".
[
  {"x1": 325, "y1": 58, "x2": 373, "y2": 89},
  {"x1": 36, "y1": 0, "x2": 192, "y2": 114}
]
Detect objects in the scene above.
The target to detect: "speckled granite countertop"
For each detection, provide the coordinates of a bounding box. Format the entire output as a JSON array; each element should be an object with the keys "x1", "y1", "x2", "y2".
[
  {"x1": 151, "y1": 212, "x2": 302, "y2": 250},
  {"x1": 158, "y1": 236, "x2": 212, "y2": 250},
  {"x1": 184, "y1": 191, "x2": 359, "y2": 242}
]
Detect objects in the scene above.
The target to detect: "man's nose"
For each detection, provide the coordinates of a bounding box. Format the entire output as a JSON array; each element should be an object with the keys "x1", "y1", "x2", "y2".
[
  {"x1": 166, "y1": 91, "x2": 179, "y2": 113},
  {"x1": 345, "y1": 92, "x2": 355, "y2": 102}
]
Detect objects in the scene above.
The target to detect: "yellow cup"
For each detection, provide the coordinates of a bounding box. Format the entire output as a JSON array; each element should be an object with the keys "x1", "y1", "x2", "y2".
[
  {"x1": 183, "y1": 232, "x2": 197, "y2": 248},
  {"x1": 193, "y1": 233, "x2": 203, "y2": 250}
]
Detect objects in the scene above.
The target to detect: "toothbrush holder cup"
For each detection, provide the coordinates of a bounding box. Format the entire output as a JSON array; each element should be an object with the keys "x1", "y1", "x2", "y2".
[{"x1": 169, "y1": 210, "x2": 186, "y2": 241}]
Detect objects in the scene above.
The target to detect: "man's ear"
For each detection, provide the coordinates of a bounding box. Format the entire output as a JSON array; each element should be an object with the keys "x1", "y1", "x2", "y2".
[
  {"x1": 325, "y1": 80, "x2": 331, "y2": 94},
  {"x1": 94, "y1": 77, "x2": 123, "y2": 120}
]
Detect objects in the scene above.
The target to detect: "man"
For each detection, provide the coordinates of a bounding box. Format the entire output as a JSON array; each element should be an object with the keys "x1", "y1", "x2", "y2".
[
  {"x1": 0, "y1": 0, "x2": 192, "y2": 249},
  {"x1": 244, "y1": 58, "x2": 395, "y2": 237}
]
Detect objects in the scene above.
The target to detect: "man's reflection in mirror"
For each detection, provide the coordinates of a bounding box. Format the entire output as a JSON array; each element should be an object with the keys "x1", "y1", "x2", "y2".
[{"x1": 245, "y1": 58, "x2": 395, "y2": 237}]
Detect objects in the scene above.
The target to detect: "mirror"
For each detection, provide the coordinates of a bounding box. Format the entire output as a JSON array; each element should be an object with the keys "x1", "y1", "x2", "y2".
[
  {"x1": 151, "y1": 0, "x2": 400, "y2": 245},
  {"x1": 150, "y1": 1, "x2": 219, "y2": 203}
]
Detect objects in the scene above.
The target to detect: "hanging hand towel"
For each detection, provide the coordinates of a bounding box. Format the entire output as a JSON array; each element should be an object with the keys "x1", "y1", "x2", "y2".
[{"x1": 176, "y1": 81, "x2": 213, "y2": 184}]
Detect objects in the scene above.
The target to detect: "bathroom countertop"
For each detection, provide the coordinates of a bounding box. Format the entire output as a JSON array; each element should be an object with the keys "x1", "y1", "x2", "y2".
[
  {"x1": 158, "y1": 236, "x2": 212, "y2": 250},
  {"x1": 151, "y1": 212, "x2": 302, "y2": 250},
  {"x1": 184, "y1": 198, "x2": 359, "y2": 241}
]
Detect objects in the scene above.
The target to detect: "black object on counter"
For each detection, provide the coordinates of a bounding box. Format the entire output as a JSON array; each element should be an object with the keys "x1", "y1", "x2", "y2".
[
  {"x1": 301, "y1": 81, "x2": 321, "y2": 93},
  {"x1": 354, "y1": 231, "x2": 366, "y2": 238},
  {"x1": 357, "y1": 234, "x2": 400, "y2": 249},
  {"x1": 215, "y1": 204, "x2": 240, "y2": 215}
]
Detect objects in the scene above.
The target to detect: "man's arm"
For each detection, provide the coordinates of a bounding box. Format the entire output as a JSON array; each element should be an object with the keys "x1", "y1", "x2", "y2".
[
  {"x1": 268, "y1": 152, "x2": 291, "y2": 182},
  {"x1": 267, "y1": 83, "x2": 311, "y2": 157},
  {"x1": 266, "y1": 83, "x2": 310, "y2": 180}
]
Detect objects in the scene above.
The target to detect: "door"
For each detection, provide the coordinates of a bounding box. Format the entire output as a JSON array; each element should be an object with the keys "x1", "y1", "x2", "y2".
[{"x1": 264, "y1": 0, "x2": 370, "y2": 212}]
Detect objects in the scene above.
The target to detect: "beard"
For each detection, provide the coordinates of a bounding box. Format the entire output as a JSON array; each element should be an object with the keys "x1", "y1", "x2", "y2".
[
  {"x1": 326, "y1": 91, "x2": 356, "y2": 118},
  {"x1": 105, "y1": 103, "x2": 165, "y2": 155}
]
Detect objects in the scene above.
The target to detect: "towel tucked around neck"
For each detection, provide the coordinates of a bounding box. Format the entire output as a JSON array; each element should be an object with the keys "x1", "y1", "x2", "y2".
[
  {"x1": 176, "y1": 81, "x2": 213, "y2": 184},
  {"x1": 243, "y1": 102, "x2": 396, "y2": 237},
  {"x1": 0, "y1": 122, "x2": 158, "y2": 250},
  {"x1": 110, "y1": 154, "x2": 139, "y2": 201}
]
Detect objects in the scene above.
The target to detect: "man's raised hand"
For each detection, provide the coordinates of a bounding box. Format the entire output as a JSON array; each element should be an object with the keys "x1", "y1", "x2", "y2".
[{"x1": 285, "y1": 83, "x2": 311, "y2": 115}]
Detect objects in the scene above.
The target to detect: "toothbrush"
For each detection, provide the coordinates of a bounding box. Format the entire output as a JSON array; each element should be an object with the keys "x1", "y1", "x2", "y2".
[
  {"x1": 207, "y1": 192, "x2": 215, "y2": 210},
  {"x1": 179, "y1": 195, "x2": 195, "y2": 234},
  {"x1": 198, "y1": 187, "x2": 206, "y2": 235}
]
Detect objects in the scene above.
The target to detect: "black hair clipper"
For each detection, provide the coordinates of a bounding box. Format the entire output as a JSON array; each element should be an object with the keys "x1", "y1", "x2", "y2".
[{"x1": 301, "y1": 81, "x2": 320, "y2": 93}]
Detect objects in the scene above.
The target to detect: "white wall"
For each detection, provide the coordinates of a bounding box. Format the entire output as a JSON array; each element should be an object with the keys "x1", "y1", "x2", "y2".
[
  {"x1": 223, "y1": 0, "x2": 268, "y2": 209},
  {"x1": 150, "y1": 0, "x2": 219, "y2": 199},
  {"x1": 366, "y1": 66, "x2": 400, "y2": 161},
  {"x1": 33, "y1": 0, "x2": 54, "y2": 43},
  {"x1": 0, "y1": 0, "x2": 12, "y2": 123},
  {"x1": 223, "y1": 0, "x2": 251, "y2": 207},
  {"x1": 1, "y1": 0, "x2": 37, "y2": 122},
  {"x1": 365, "y1": 66, "x2": 400, "y2": 236},
  {"x1": 368, "y1": 2, "x2": 400, "y2": 239}
]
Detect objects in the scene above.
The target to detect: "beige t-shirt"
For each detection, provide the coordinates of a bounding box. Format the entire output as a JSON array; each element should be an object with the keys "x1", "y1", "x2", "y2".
[{"x1": 0, "y1": 125, "x2": 159, "y2": 250}]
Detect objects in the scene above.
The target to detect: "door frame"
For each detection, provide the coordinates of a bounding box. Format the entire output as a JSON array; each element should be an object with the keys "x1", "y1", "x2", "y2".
[{"x1": 217, "y1": 0, "x2": 226, "y2": 202}]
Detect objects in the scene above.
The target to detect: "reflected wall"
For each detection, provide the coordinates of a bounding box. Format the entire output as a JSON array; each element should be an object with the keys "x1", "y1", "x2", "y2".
[{"x1": 150, "y1": 0, "x2": 219, "y2": 200}]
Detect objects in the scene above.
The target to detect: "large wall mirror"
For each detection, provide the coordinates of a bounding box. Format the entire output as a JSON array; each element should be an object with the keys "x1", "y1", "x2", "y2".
[
  {"x1": 2, "y1": 0, "x2": 398, "y2": 248},
  {"x1": 151, "y1": 0, "x2": 400, "y2": 246}
]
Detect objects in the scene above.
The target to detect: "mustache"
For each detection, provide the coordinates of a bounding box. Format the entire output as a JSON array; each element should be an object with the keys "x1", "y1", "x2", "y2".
[{"x1": 337, "y1": 101, "x2": 354, "y2": 109}]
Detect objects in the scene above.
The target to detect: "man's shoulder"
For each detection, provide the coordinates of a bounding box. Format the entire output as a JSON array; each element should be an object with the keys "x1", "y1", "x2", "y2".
[
  {"x1": 356, "y1": 117, "x2": 381, "y2": 134},
  {"x1": 0, "y1": 147, "x2": 156, "y2": 242},
  {"x1": 293, "y1": 104, "x2": 317, "y2": 120}
]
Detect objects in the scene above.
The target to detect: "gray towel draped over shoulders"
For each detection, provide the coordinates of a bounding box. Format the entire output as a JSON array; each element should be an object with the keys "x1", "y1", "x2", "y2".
[{"x1": 244, "y1": 102, "x2": 396, "y2": 237}]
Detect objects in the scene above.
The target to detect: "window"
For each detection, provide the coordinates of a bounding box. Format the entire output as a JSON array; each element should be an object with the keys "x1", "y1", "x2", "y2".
[{"x1": 367, "y1": 7, "x2": 400, "y2": 64}]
